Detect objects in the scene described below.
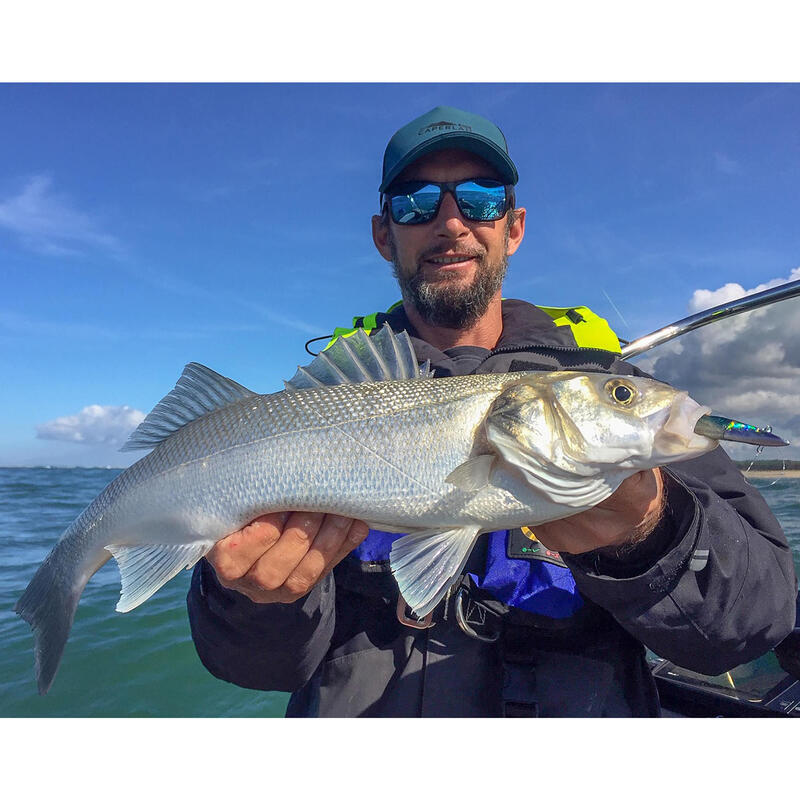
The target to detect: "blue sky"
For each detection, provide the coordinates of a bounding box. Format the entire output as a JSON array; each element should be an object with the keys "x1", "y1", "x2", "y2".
[{"x1": 2, "y1": 82, "x2": 799, "y2": 466}]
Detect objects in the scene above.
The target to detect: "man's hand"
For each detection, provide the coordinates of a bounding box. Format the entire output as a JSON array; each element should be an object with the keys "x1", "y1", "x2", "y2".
[
  {"x1": 532, "y1": 468, "x2": 665, "y2": 556},
  {"x1": 206, "y1": 512, "x2": 369, "y2": 603}
]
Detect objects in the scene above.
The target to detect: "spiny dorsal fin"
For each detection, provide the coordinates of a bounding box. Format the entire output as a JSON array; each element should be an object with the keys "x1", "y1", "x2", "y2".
[
  {"x1": 121, "y1": 362, "x2": 256, "y2": 451},
  {"x1": 284, "y1": 324, "x2": 433, "y2": 391}
]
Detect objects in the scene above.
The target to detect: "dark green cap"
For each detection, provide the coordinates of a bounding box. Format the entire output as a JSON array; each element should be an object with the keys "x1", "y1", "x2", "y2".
[{"x1": 379, "y1": 105, "x2": 519, "y2": 193}]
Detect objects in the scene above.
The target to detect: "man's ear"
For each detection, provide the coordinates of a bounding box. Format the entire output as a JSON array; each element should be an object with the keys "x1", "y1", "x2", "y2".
[
  {"x1": 372, "y1": 214, "x2": 393, "y2": 262},
  {"x1": 506, "y1": 207, "x2": 526, "y2": 257}
]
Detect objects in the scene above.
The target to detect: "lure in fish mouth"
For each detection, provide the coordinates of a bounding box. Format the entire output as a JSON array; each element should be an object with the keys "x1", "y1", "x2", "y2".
[{"x1": 693, "y1": 415, "x2": 789, "y2": 447}]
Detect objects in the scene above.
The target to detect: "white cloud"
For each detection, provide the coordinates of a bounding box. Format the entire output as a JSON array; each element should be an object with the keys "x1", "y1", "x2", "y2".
[
  {"x1": 36, "y1": 405, "x2": 145, "y2": 447},
  {"x1": 689, "y1": 268, "x2": 800, "y2": 313},
  {"x1": 0, "y1": 174, "x2": 121, "y2": 256},
  {"x1": 634, "y1": 268, "x2": 800, "y2": 459}
]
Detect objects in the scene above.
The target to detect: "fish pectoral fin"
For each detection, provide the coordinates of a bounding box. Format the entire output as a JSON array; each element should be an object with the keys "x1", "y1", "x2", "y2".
[
  {"x1": 445, "y1": 455, "x2": 496, "y2": 492},
  {"x1": 390, "y1": 525, "x2": 482, "y2": 619},
  {"x1": 106, "y1": 541, "x2": 214, "y2": 613}
]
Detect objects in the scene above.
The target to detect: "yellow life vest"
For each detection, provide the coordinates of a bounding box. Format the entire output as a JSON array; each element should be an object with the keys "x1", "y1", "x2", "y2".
[{"x1": 327, "y1": 301, "x2": 621, "y2": 354}]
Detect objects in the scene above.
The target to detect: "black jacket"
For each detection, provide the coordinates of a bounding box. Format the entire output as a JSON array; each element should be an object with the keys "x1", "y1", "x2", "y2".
[{"x1": 187, "y1": 300, "x2": 798, "y2": 716}]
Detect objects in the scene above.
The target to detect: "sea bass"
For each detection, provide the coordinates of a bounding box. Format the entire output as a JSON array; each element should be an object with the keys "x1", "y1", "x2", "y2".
[{"x1": 15, "y1": 326, "x2": 787, "y2": 694}]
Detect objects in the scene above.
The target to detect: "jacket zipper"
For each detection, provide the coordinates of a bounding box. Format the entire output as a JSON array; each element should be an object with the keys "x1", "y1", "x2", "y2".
[{"x1": 484, "y1": 343, "x2": 619, "y2": 371}]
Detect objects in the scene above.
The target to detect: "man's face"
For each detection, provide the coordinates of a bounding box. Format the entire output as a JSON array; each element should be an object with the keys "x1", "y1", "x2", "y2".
[{"x1": 372, "y1": 150, "x2": 526, "y2": 329}]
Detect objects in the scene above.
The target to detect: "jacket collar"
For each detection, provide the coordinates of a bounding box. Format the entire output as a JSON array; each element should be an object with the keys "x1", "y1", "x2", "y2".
[{"x1": 376, "y1": 299, "x2": 580, "y2": 376}]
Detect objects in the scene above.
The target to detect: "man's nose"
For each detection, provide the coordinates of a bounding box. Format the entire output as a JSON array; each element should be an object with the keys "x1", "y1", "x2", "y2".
[{"x1": 432, "y1": 191, "x2": 470, "y2": 236}]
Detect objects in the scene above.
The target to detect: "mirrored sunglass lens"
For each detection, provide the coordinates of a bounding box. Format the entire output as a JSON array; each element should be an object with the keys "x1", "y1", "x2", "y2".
[
  {"x1": 390, "y1": 184, "x2": 441, "y2": 224},
  {"x1": 456, "y1": 181, "x2": 506, "y2": 220}
]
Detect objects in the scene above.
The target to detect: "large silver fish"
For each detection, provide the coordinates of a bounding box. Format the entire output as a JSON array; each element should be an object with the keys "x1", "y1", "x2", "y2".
[{"x1": 15, "y1": 326, "x2": 787, "y2": 694}]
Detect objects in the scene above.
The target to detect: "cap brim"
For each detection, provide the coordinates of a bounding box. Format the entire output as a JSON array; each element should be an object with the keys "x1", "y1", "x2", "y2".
[{"x1": 380, "y1": 132, "x2": 518, "y2": 193}]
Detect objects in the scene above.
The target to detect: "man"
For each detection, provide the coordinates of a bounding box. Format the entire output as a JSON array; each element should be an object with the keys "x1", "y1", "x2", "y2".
[{"x1": 187, "y1": 106, "x2": 798, "y2": 716}]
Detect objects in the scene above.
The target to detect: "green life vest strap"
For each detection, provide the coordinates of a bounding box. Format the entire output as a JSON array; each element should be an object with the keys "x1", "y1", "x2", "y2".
[
  {"x1": 327, "y1": 301, "x2": 404, "y2": 348},
  {"x1": 326, "y1": 301, "x2": 621, "y2": 354}
]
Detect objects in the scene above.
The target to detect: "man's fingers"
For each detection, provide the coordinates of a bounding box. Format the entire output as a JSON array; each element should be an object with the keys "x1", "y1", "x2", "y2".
[
  {"x1": 534, "y1": 469, "x2": 666, "y2": 554},
  {"x1": 279, "y1": 516, "x2": 369, "y2": 598},
  {"x1": 206, "y1": 512, "x2": 370, "y2": 603},
  {"x1": 245, "y1": 511, "x2": 326, "y2": 592},
  {"x1": 607, "y1": 468, "x2": 659, "y2": 504},
  {"x1": 312, "y1": 519, "x2": 371, "y2": 581},
  {"x1": 336, "y1": 520, "x2": 371, "y2": 561},
  {"x1": 207, "y1": 512, "x2": 287, "y2": 582}
]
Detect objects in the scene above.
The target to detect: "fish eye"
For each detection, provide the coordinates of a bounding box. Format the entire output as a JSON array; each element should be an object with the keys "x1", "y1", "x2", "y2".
[{"x1": 606, "y1": 379, "x2": 637, "y2": 406}]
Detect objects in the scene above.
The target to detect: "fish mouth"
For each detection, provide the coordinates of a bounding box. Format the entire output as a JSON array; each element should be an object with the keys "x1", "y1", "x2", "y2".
[
  {"x1": 652, "y1": 392, "x2": 716, "y2": 457},
  {"x1": 693, "y1": 414, "x2": 790, "y2": 447}
]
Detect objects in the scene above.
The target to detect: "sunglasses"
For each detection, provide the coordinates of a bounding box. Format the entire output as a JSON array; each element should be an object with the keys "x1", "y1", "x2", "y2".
[{"x1": 382, "y1": 178, "x2": 514, "y2": 225}]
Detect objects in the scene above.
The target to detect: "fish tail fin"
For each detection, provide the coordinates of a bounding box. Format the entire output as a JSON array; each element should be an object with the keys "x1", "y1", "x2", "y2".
[{"x1": 14, "y1": 543, "x2": 103, "y2": 695}]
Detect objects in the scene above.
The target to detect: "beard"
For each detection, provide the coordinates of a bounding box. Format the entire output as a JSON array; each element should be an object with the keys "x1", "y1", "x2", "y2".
[{"x1": 388, "y1": 228, "x2": 510, "y2": 330}]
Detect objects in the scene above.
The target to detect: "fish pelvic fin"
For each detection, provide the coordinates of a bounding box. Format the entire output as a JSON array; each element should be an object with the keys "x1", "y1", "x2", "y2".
[
  {"x1": 107, "y1": 542, "x2": 214, "y2": 613},
  {"x1": 390, "y1": 525, "x2": 482, "y2": 619},
  {"x1": 14, "y1": 543, "x2": 108, "y2": 695},
  {"x1": 284, "y1": 324, "x2": 434, "y2": 390},
  {"x1": 122, "y1": 363, "x2": 257, "y2": 451}
]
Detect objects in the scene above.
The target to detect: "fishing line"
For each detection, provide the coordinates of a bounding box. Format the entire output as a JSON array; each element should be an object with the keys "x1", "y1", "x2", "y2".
[
  {"x1": 601, "y1": 288, "x2": 631, "y2": 336},
  {"x1": 742, "y1": 428, "x2": 786, "y2": 487}
]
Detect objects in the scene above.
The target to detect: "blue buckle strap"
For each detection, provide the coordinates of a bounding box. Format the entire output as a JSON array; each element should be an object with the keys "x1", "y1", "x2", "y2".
[{"x1": 468, "y1": 530, "x2": 584, "y2": 619}]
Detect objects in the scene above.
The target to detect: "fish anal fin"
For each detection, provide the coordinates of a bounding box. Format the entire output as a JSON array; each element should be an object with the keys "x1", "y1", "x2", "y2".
[
  {"x1": 106, "y1": 541, "x2": 213, "y2": 612},
  {"x1": 390, "y1": 525, "x2": 481, "y2": 618}
]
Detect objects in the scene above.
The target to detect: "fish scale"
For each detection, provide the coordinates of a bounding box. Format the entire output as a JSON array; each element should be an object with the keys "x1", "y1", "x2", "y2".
[{"x1": 123, "y1": 373, "x2": 518, "y2": 533}]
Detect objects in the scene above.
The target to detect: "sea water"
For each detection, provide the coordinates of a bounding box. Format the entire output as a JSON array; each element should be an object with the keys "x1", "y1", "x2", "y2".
[
  {"x1": 1, "y1": 467, "x2": 798, "y2": 717},
  {"x1": 0, "y1": 467, "x2": 287, "y2": 717}
]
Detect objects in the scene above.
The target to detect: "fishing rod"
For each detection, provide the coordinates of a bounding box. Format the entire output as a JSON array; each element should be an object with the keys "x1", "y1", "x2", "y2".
[{"x1": 620, "y1": 277, "x2": 800, "y2": 360}]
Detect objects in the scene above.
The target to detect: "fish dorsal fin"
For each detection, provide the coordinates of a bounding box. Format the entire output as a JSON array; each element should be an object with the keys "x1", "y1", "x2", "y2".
[
  {"x1": 284, "y1": 324, "x2": 433, "y2": 390},
  {"x1": 121, "y1": 363, "x2": 256, "y2": 451}
]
